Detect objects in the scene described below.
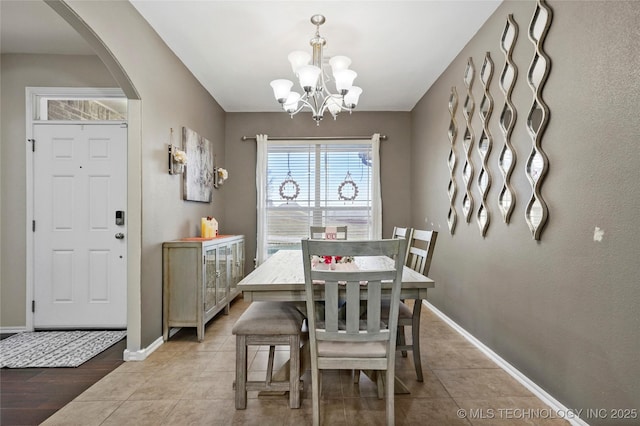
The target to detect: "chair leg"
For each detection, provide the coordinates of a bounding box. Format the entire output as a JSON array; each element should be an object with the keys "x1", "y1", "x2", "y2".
[
  {"x1": 353, "y1": 369, "x2": 361, "y2": 383},
  {"x1": 311, "y1": 367, "x2": 320, "y2": 426},
  {"x1": 412, "y1": 301, "x2": 424, "y2": 382},
  {"x1": 235, "y1": 335, "x2": 247, "y2": 409},
  {"x1": 398, "y1": 325, "x2": 407, "y2": 357},
  {"x1": 376, "y1": 371, "x2": 384, "y2": 400},
  {"x1": 386, "y1": 368, "x2": 395, "y2": 425},
  {"x1": 289, "y1": 335, "x2": 301, "y2": 408}
]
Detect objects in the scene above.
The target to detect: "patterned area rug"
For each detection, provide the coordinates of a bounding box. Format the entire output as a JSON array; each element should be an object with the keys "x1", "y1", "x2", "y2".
[{"x1": 0, "y1": 330, "x2": 126, "y2": 368}]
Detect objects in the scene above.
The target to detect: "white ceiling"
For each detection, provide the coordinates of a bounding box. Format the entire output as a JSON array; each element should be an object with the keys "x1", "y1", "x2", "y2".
[{"x1": 1, "y1": 0, "x2": 502, "y2": 113}]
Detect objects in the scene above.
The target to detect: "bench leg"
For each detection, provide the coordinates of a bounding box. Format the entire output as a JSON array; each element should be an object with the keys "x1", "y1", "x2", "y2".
[{"x1": 235, "y1": 335, "x2": 247, "y2": 409}]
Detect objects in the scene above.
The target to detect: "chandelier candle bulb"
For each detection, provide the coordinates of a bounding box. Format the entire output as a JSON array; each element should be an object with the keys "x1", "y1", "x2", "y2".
[
  {"x1": 329, "y1": 55, "x2": 352, "y2": 73},
  {"x1": 334, "y1": 69, "x2": 358, "y2": 94},
  {"x1": 284, "y1": 92, "x2": 301, "y2": 113},
  {"x1": 270, "y1": 79, "x2": 293, "y2": 103},
  {"x1": 288, "y1": 51, "x2": 311, "y2": 73},
  {"x1": 296, "y1": 65, "x2": 321, "y2": 92},
  {"x1": 344, "y1": 86, "x2": 363, "y2": 109}
]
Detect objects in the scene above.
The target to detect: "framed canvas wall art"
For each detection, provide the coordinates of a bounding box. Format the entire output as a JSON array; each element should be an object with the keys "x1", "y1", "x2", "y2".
[{"x1": 182, "y1": 126, "x2": 213, "y2": 202}]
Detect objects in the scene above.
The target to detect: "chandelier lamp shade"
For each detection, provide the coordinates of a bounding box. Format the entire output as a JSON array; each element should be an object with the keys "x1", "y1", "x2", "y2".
[{"x1": 270, "y1": 14, "x2": 363, "y2": 125}]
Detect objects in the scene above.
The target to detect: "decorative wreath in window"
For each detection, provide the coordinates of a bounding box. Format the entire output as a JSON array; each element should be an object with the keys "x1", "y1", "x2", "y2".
[
  {"x1": 338, "y1": 171, "x2": 359, "y2": 201},
  {"x1": 279, "y1": 172, "x2": 300, "y2": 202}
]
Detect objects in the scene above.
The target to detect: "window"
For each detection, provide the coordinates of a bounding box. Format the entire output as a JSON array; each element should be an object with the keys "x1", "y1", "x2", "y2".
[
  {"x1": 32, "y1": 90, "x2": 127, "y2": 121},
  {"x1": 41, "y1": 98, "x2": 127, "y2": 121},
  {"x1": 256, "y1": 136, "x2": 382, "y2": 263}
]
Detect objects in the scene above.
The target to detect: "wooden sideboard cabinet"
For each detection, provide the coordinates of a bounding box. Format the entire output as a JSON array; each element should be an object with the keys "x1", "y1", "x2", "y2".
[{"x1": 162, "y1": 235, "x2": 245, "y2": 341}]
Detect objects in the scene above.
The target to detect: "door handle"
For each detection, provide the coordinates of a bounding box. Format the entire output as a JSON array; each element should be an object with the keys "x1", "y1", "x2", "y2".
[{"x1": 115, "y1": 233, "x2": 125, "y2": 240}]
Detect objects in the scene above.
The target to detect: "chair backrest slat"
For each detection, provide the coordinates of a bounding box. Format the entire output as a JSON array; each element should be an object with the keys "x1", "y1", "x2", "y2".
[
  {"x1": 324, "y1": 281, "x2": 339, "y2": 332},
  {"x1": 345, "y1": 282, "x2": 361, "y2": 334},
  {"x1": 310, "y1": 225, "x2": 348, "y2": 240},
  {"x1": 366, "y1": 281, "x2": 382, "y2": 333}
]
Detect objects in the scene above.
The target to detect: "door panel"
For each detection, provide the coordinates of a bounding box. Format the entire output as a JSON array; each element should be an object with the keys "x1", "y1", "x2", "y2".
[{"x1": 33, "y1": 124, "x2": 127, "y2": 328}]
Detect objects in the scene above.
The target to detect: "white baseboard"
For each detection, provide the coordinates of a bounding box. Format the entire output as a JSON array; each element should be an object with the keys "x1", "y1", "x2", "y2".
[
  {"x1": 423, "y1": 301, "x2": 589, "y2": 426},
  {"x1": 120, "y1": 328, "x2": 184, "y2": 361},
  {"x1": 0, "y1": 326, "x2": 28, "y2": 334},
  {"x1": 123, "y1": 335, "x2": 163, "y2": 361}
]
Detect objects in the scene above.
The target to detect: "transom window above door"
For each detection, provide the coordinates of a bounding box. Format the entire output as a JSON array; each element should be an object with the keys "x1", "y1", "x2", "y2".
[
  {"x1": 31, "y1": 89, "x2": 127, "y2": 122},
  {"x1": 36, "y1": 97, "x2": 127, "y2": 121}
]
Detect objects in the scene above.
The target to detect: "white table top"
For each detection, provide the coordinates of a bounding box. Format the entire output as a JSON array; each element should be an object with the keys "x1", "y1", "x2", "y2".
[{"x1": 238, "y1": 250, "x2": 435, "y2": 302}]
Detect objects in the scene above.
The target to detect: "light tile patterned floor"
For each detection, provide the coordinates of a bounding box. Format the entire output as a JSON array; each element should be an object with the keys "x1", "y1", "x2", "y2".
[{"x1": 41, "y1": 298, "x2": 569, "y2": 426}]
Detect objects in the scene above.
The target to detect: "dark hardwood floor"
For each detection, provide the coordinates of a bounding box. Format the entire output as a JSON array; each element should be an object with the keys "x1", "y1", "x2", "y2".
[{"x1": 0, "y1": 334, "x2": 126, "y2": 426}]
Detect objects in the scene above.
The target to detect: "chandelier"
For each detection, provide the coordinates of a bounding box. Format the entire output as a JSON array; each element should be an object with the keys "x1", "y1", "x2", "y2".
[{"x1": 269, "y1": 14, "x2": 363, "y2": 125}]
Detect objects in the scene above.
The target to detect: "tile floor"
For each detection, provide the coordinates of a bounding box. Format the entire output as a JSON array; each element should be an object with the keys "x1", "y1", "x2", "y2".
[{"x1": 41, "y1": 298, "x2": 569, "y2": 425}]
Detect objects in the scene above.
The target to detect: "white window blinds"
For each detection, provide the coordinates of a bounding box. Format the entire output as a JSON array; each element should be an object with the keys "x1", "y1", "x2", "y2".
[{"x1": 262, "y1": 140, "x2": 375, "y2": 257}]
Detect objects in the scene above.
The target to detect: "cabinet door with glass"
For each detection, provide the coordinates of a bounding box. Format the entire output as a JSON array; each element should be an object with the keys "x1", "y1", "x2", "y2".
[
  {"x1": 204, "y1": 247, "x2": 217, "y2": 313},
  {"x1": 230, "y1": 238, "x2": 245, "y2": 295},
  {"x1": 216, "y1": 244, "x2": 229, "y2": 309}
]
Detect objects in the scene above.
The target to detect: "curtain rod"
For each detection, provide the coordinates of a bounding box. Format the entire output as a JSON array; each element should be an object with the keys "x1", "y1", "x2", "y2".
[{"x1": 241, "y1": 135, "x2": 387, "y2": 141}]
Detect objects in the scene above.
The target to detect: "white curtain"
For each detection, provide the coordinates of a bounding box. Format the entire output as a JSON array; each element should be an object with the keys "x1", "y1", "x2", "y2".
[
  {"x1": 255, "y1": 134, "x2": 268, "y2": 265},
  {"x1": 371, "y1": 133, "x2": 382, "y2": 239}
]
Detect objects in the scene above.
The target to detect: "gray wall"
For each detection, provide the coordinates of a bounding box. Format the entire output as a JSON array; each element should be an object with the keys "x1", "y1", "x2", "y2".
[
  {"x1": 223, "y1": 111, "x2": 412, "y2": 271},
  {"x1": 0, "y1": 1, "x2": 226, "y2": 349},
  {"x1": 0, "y1": 54, "x2": 118, "y2": 327},
  {"x1": 411, "y1": 0, "x2": 640, "y2": 420},
  {"x1": 62, "y1": 0, "x2": 226, "y2": 348}
]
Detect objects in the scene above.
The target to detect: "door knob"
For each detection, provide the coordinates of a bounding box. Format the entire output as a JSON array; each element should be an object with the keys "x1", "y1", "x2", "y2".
[{"x1": 115, "y1": 233, "x2": 125, "y2": 239}]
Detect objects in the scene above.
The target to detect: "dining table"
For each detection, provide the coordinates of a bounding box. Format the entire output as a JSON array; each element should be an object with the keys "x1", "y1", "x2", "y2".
[{"x1": 237, "y1": 249, "x2": 435, "y2": 394}]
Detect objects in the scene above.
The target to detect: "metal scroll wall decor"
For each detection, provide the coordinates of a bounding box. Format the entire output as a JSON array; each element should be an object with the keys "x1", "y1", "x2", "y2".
[
  {"x1": 498, "y1": 14, "x2": 519, "y2": 224},
  {"x1": 461, "y1": 58, "x2": 475, "y2": 223},
  {"x1": 447, "y1": 87, "x2": 459, "y2": 234},
  {"x1": 477, "y1": 52, "x2": 494, "y2": 237},
  {"x1": 525, "y1": 0, "x2": 552, "y2": 240}
]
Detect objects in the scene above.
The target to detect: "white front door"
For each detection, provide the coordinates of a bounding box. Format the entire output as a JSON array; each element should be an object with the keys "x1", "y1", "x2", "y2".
[{"x1": 33, "y1": 123, "x2": 127, "y2": 328}]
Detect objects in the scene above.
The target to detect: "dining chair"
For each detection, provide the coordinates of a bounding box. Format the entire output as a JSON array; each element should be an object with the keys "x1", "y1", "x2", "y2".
[
  {"x1": 386, "y1": 229, "x2": 438, "y2": 382},
  {"x1": 391, "y1": 226, "x2": 413, "y2": 264},
  {"x1": 352, "y1": 226, "x2": 412, "y2": 385},
  {"x1": 232, "y1": 301, "x2": 305, "y2": 409},
  {"x1": 301, "y1": 238, "x2": 408, "y2": 426},
  {"x1": 309, "y1": 225, "x2": 348, "y2": 240}
]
